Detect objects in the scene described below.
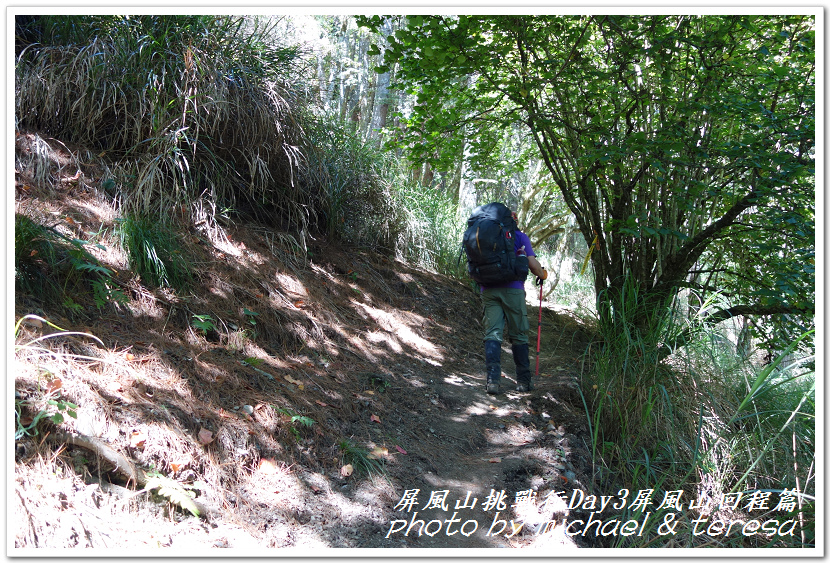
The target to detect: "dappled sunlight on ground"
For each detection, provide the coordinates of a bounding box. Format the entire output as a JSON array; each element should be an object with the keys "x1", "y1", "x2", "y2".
[
  {"x1": 353, "y1": 302, "x2": 443, "y2": 364},
  {"x1": 14, "y1": 144, "x2": 598, "y2": 550},
  {"x1": 274, "y1": 271, "x2": 309, "y2": 299}
]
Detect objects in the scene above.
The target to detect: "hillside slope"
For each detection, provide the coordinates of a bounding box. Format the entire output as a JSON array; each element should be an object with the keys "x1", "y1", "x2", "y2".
[{"x1": 13, "y1": 131, "x2": 595, "y2": 552}]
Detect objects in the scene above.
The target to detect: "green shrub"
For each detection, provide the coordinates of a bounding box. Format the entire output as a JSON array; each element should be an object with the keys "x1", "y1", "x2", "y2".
[
  {"x1": 15, "y1": 214, "x2": 61, "y2": 297},
  {"x1": 394, "y1": 179, "x2": 466, "y2": 278},
  {"x1": 301, "y1": 116, "x2": 404, "y2": 251},
  {"x1": 15, "y1": 214, "x2": 126, "y2": 312},
  {"x1": 580, "y1": 280, "x2": 816, "y2": 547},
  {"x1": 116, "y1": 214, "x2": 191, "y2": 290}
]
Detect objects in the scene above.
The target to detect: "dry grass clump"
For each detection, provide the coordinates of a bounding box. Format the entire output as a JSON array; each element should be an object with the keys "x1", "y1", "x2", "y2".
[
  {"x1": 15, "y1": 15, "x2": 424, "y2": 259},
  {"x1": 16, "y1": 15, "x2": 312, "y2": 231}
]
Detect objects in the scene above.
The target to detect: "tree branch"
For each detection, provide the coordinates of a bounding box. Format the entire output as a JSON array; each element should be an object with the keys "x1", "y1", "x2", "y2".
[
  {"x1": 660, "y1": 302, "x2": 808, "y2": 359},
  {"x1": 656, "y1": 187, "x2": 759, "y2": 290}
]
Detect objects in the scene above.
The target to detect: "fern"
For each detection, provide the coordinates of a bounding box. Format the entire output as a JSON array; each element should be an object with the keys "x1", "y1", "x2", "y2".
[
  {"x1": 274, "y1": 407, "x2": 315, "y2": 442},
  {"x1": 291, "y1": 414, "x2": 315, "y2": 427},
  {"x1": 72, "y1": 260, "x2": 112, "y2": 276},
  {"x1": 144, "y1": 473, "x2": 200, "y2": 517}
]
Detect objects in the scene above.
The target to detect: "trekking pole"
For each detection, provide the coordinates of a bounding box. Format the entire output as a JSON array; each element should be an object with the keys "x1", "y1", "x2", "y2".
[{"x1": 535, "y1": 276, "x2": 544, "y2": 378}]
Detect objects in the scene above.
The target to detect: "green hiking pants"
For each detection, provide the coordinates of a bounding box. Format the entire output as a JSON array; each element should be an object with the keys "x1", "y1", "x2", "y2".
[{"x1": 481, "y1": 288, "x2": 529, "y2": 345}]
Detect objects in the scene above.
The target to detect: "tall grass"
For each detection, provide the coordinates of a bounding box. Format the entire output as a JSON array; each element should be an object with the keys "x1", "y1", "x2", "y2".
[
  {"x1": 580, "y1": 280, "x2": 816, "y2": 547},
  {"x1": 300, "y1": 113, "x2": 466, "y2": 276},
  {"x1": 15, "y1": 15, "x2": 465, "y2": 273},
  {"x1": 16, "y1": 15, "x2": 311, "y2": 229},
  {"x1": 548, "y1": 269, "x2": 595, "y2": 315},
  {"x1": 394, "y1": 180, "x2": 466, "y2": 278},
  {"x1": 301, "y1": 116, "x2": 404, "y2": 251},
  {"x1": 115, "y1": 214, "x2": 192, "y2": 290}
]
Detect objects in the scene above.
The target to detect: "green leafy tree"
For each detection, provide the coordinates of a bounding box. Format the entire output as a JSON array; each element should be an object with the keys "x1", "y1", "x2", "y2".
[{"x1": 360, "y1": 14, "x2": 815, "y2": 351}]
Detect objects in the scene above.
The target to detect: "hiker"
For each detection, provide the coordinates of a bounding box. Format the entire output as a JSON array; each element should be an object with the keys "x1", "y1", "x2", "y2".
[{"x1": 462, "y1": 203, "x2": 547, "y2": 394}]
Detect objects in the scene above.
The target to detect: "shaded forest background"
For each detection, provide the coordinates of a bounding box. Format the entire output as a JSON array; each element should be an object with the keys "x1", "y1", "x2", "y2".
[{"x1": 13, "y1": 14, "x2": 817, "y2": 550}]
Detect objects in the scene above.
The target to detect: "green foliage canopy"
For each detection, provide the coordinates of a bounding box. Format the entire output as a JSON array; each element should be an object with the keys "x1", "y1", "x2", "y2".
[{"x1": 360, "y1": 14, "x2": 815, "y2": 349}]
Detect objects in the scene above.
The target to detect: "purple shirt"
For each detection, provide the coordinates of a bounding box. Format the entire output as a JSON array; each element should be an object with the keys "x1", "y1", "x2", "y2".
[{"x1": 480, "y1": 230, "x2": 535, "y2": 291}]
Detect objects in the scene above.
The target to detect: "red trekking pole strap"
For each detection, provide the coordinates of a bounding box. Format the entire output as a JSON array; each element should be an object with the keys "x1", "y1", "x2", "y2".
[{"x1": 535, "y1": 276, "x2": 543, "y2": 378}]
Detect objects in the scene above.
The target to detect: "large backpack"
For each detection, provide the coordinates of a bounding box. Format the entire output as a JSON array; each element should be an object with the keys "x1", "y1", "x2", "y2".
[{"x1": 462, "y1": 202, "x2": 529, "y2": 286}]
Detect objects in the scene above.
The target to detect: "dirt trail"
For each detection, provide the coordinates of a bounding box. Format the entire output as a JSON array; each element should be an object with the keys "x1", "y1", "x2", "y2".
[
  {"x1": 13, "y1": 135, "x2": 597, "y2": 551},
  {"x1": 355, "y1": 318, "x2": 595, "y2": 549}
]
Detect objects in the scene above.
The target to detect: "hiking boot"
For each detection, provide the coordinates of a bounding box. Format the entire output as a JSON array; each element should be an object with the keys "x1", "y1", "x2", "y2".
[
  {"x1": 485, "y1": 340, "x2": 502, "y2": 395},
  {"x1": 512, "y1": 343, "x2": 532, "y2": 392}
]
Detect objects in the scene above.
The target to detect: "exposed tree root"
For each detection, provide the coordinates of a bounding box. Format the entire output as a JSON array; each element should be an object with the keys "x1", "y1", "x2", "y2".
[{"x1": 48, "y1": 431, "x2": 217, "y2": 519}]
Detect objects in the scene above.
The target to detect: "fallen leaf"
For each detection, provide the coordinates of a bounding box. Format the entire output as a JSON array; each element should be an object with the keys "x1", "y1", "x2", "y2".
[
  {"x1": 340, "y1": 464, "x2": 354, "y2": 477},
  {"x1": 45, "y1": 379, "x2": 63, "y2": 394},
  {"x1": 370, "y1": 414, "x2": 381, "y2": 424},
  {"x1": 315, "y1": 400, "x2": 329, "y2": 407},
  {"x1": 129, "y1": 431, "x2": 146, "y2": 449},
  {"x1": 395, "y1": 445, "x2": 407, "y2": 455},
  {"x1": 367, "y1": 447, "x2": 388, "y2": 460},
  {"x1": 258, "y1": 458, "x2": 278, "y2": 474},
  {"x1": 125, "y1": 352, "x2": 135, "y2": 361},
  {"x1": 29, "y1": 249, "x2": 38, "y2": 257},
  {"x1": 285, "y1": 375, "x2": 305, "y2": 389},
  {"x1": 170, "y1": 459, "x2": 189, "y2": 472},
  {"x1": 294, "y1": 300, "x2": 305, "y2": 308},
  {"x1": 198, "y1": 428, "x2": 215, "y2": 445},
  {"x1": 365, "y1": 390, "x2": 375, "y2": 395}
]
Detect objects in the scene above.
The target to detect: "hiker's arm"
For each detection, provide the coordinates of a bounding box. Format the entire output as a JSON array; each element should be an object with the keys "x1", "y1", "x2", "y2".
[{"x1": 528, "y1": 256, "x2": 547, "y2": 280}]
